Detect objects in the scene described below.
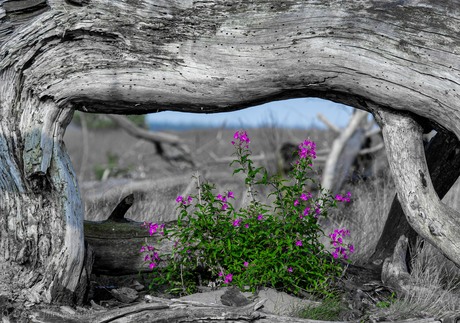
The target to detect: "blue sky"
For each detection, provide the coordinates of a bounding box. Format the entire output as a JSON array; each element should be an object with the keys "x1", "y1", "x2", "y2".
[{"x1": 146, "y1": 98, "x2": 355, "y2": 130}]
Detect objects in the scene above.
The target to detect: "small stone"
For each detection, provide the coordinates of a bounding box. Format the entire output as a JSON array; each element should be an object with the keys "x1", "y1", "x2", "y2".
[
  {"x1": 130, "y1": 280, "x2": 145, "y2": 291},
  {"x1": 221, "y1": 286, "x2": 251, "y2": 307},
  {"x1": 110, "y1": 287, "x2": 138, "y2": 303}
]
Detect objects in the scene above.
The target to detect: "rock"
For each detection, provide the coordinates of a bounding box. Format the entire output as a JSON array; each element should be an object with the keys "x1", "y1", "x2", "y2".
[
  {"x1": 220, "y1": 286, "x2": 251, "y2": 307},
  {"x1": 130, "y1": 280, "x2": 145, "y2": 292},
  {"x1": 256, "y1": 288, "x2": 321, "y2": 316},
  {"x1": 110, "y1": 287, "x2": 138, "y2": 303},
  {"x1": 178, "y1": 287, "x2": 320, "y2": 316}
]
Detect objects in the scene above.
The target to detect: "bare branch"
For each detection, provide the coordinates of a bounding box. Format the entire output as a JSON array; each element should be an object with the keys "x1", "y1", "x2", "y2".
[{"x1": 317, "y1": 113, "x2": 341, "y2": 134}]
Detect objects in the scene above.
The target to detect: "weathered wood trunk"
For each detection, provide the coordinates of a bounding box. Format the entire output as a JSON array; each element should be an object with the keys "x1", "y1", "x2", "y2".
[
  {"x1": 1, "y1": 0, "x2": 460, "y2": 304},
  {"x1": 370, "y1": 129, "x2": 460, "y2": 266},
  {"x1": 84, "y1": 219, "x2": 174, "y2": 276}
]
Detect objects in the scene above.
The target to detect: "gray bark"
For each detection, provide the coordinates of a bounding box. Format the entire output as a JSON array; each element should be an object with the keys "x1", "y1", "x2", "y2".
[
  {"x1": 1, "y1": 0, "x2": 460, "y2": 304},
  {"x1": 374, "y1": 110, "x2": 460, "y2": 266},
  {"x1": 370, "y1": 129, "x2": 460, "y2": 267}
]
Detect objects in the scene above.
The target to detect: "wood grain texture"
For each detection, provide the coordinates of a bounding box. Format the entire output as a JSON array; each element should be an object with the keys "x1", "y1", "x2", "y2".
[{"x1": 1, "y1": 0, "x2": 460, "y2": 304}]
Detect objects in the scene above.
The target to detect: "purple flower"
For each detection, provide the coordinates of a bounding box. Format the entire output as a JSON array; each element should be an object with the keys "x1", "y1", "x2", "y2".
[
  {"x1": 222, "y1": 203, "x2": 228, "y2": 211},
  {"x1": 149, "y1": 262, "x2": 157, "y2": 269},
  {"x1": 232, "y1": 130, "x2": 251, "y2": 146},
  {"x1": 240, "y1": 132, "x2": 250, "y2": 143},
  {"x1": 287, "y1": 267, "x2": 293, "y2": 273},
  {"x1": 295, "y1": 240, "x2": 303, "y2": 247},
  {"x1": 149, "y1": 223, "x2": 159, "y2": 235},
  {"x1": 218, "y1": 271, "x2": 224, "y2": 277},
  {"x1": 227, "y1": 191, "x2": 235, "y2": 199},
  {"x1": 298, "y1": 140, "x2": 317, "y2": 160},
  {"x1": 335, "y1": 192, "x2": 351, "y2": 203},
  {"x1": 243, "y1": 261, "x2": 249, "y2": 267},
  {"x1": 224, "y1": 273, "x2": 233, "y2": 284},
  {"x1": 176, "y1": 195, "x2": 192, "y2": 205},
  {"x1": 294, "y1": 199, "x2": 299, "y2": 207},
  {"x1": 217, "y1": 194, "x2": 227, "y2": 202},
  {"x1": 233, "y1": 218, "x2": 242, "y2": 227},
  {"x1": 244, "y1": 223, "x2": 249, "y2": 229},
  {"x1": 303, "y1": 207, "x2": 310, "y2": 216},
  {"x1": 315, "y1": 205, "x2": 321, "y2": 216},
  {"x1": 257, "y1": 214, "x2": 264, "y2": 221},
  {"x1": 329, "y1": 228, "x2": 354, "y2": 260},
  {"x1": 300, "y1": 192, "x2": 312, "y2": 201}
]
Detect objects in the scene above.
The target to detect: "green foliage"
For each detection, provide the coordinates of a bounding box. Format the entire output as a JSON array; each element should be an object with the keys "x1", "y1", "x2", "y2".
[
  {"x1": 73, "y1": 112, "x2": 146, "y2": 129},
  {"x1": 140, "y1": 131, "x2": 353, "y2": 297},
  {"x1": 375, "y1": 292, "x2": 396, "y2": 309}
]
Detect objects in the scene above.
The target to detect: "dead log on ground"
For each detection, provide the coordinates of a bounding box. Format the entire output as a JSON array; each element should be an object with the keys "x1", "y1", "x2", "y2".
[{"x1": 107, "y1": 114, "x2": 195, "y2": 166}]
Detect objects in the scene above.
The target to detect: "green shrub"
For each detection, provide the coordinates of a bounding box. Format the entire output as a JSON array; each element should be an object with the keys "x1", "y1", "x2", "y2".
[{"x1": 140, "y1": 130, "x2": 354, "y2": 297}]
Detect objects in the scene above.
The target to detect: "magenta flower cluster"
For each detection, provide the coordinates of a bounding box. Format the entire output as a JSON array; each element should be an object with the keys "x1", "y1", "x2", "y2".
[
  {"x1": 294, "y1": 192, "x2": 318, "y2": 219},
  {"x1": 176, "y1": 195, "x2": 193, "y2": 205},
  {"x1": 217, "y1": 191, "x2": 235, "y2": 210},
  {"x1": 142, "y1": 222, "x2": 165, "y2": 236},
  {"x1": 298, "y1": 140, "x2": 316, "y2": 160},
  {"x1": 231, "y1": 130, "x2": 250, "y2": 147},
  {"x1": 329, "y1": 228, "x2": 355, "y2": 260},
  {"x1": 219, "y1": 271, "x2": 233, "y2": 284},
  {"x1": 232, "y1": 218, "x2": 242, "y2": 227},
  {"x1": 140, "y1": 222, "x2": 166, "y2": 269},
  {"x1": 140, "y1": 245, "x2": 161, "y2": 269},
  {"x1": 335, "y1": 191, "x2": 351, "y2": 203}
]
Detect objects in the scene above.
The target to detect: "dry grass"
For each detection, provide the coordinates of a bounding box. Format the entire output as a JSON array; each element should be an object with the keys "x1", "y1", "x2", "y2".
[
  {"x1": 370, "y1": 241, "x2": 460, "y2": 320},
  {"x1": 319, "y1": 170, "x2": 395, "y2": 264}
]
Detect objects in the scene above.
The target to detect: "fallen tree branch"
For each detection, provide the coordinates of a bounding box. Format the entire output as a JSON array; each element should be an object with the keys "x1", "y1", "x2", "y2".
[
  {"x1": 106, "y1": 114, "x2": 195, "y2": 166},
  {"x1": 317, "y1": 113, "x2": 341, "y2": 134}
]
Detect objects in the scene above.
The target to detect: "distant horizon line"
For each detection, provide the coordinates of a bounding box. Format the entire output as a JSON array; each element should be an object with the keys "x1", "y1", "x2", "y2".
[{"x1": 146, "y1": 120, "x2": 327, "y2": 131}]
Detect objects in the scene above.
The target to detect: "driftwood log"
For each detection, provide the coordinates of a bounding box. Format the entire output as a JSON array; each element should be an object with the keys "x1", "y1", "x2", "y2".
[
  {"x1": 29, "y1": 297, "x2": 445, "y2": 323},
  {"x1": 370, "y1": 129, "x2": 460, "y2": 267},
  {"x1": 2, "y1": 0, "x2": 460, "y2": 306},
  {"x1": 84, "y1": 194, "x2": 173, "y2": 275},
  {"x1": 106, "y1": 114, "x2": 195, "y2": 166}
]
